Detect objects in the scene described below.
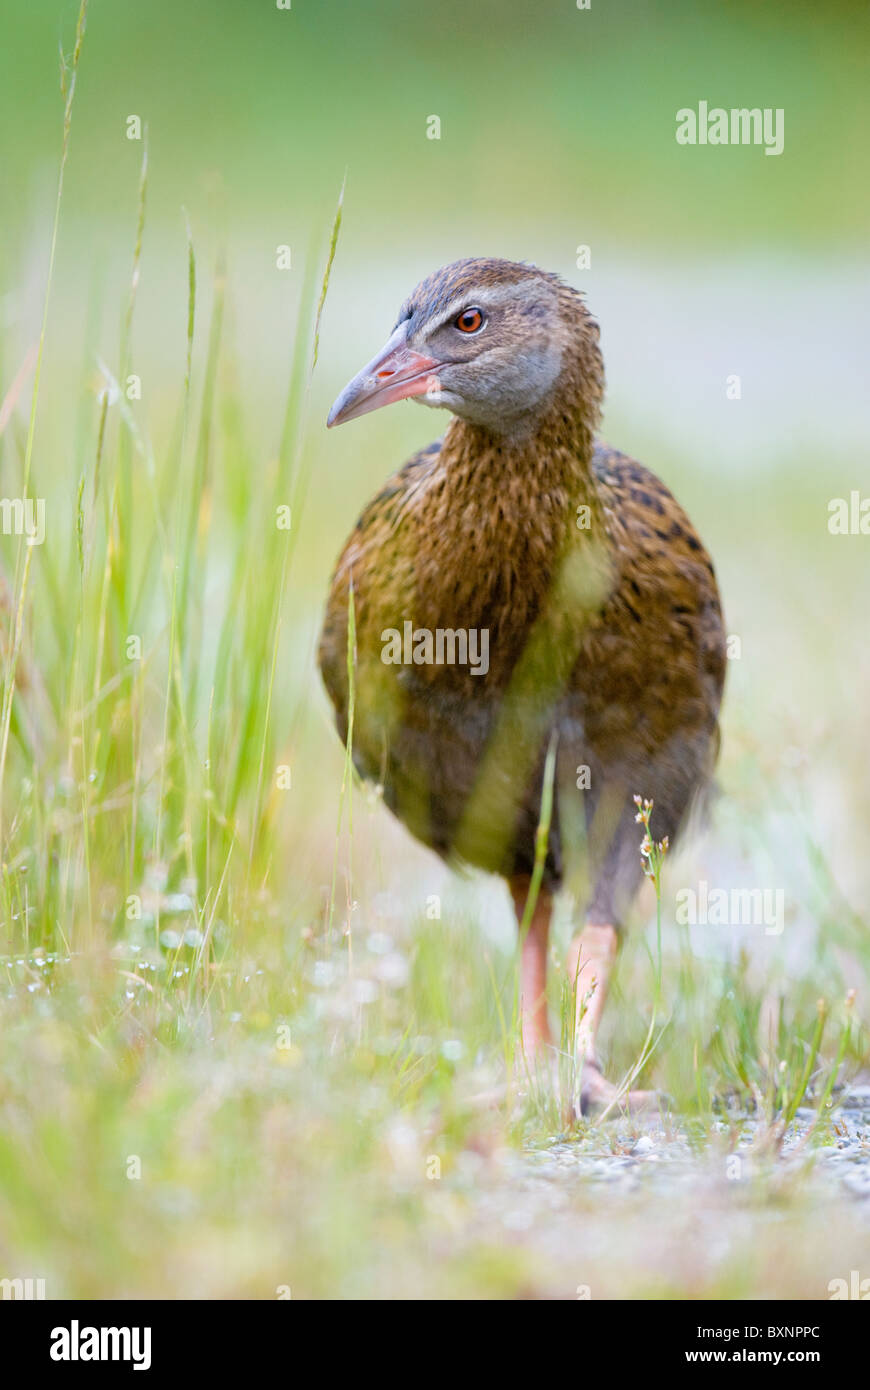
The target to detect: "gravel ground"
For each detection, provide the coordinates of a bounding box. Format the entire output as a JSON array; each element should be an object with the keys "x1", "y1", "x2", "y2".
[
  {"x1": 518, "y1": 1085, "x2": 870, "y2": 1205},
  {"x1": 430, "y1": 1084, "x2": 870, "y2": 1298}
]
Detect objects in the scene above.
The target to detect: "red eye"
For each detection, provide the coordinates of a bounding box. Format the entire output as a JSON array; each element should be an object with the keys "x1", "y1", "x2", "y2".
[{"x1": 455, "y1": 307, "x2": 484, "y2": 333}]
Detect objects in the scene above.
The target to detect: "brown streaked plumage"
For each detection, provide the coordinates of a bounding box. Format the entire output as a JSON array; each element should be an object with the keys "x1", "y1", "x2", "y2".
[{"x1": 320, "y1": 258, "x2": 726, "y2": 1113}]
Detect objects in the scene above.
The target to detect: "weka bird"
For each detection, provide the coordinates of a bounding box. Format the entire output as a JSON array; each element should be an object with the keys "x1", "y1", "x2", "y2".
[{"x1": 320, "y1": 258, "x2": 726, "y2": 1111}]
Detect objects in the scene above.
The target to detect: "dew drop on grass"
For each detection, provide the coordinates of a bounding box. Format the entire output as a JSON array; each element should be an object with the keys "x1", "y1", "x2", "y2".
[
  {"x1": 375, "y1": 953, "x2": 409, "y2": 987},
  {"x1": 351, "y1": 979, "x2": 378, "y2": 1005},
  {"x1": 367, "y1": 932, "x2": 393, "y2": 955},
  {"x1": 165, "y1": 893, "x2": 195, "y2": 915}
]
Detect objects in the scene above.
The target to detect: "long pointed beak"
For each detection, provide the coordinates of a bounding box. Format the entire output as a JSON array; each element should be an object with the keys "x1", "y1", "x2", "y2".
[{"x1": 327, "y1": 323, "x2": 440, "y2": 428}]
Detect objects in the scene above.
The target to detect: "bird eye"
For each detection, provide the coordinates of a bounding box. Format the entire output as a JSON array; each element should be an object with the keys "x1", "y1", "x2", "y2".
[{"x1": 455, "y1": 307, "x2": 484, "y2": 334}]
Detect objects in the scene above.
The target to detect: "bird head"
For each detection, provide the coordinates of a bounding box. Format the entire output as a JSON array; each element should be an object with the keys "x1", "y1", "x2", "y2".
[{"x1": 327, "y1": 257, "x2": 603, "y2": 441}]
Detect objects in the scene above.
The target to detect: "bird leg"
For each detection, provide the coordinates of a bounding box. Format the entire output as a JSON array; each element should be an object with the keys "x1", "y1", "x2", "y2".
[
  {"x1": 510, "y1": 878, "x2": 553, "y2": 1059},
  {"x1": 566, "y1": 922, "x2": 657, "y2": 1115},
  {"x1": 567, "y1": 923, "x2": 617, "y2": 1066}
]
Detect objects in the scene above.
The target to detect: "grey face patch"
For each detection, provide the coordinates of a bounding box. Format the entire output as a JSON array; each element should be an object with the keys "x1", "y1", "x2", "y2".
[
  {"x1": 407, "y1": 277, "x2": 564, "y2": 435},
  {"x1": 416, "y1": 278, "x2": 558, "y2": 342}
]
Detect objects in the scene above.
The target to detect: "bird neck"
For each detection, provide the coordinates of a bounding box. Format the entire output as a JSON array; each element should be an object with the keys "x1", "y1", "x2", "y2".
[
  {"x1": 413, "y1": 406, "x2": 610, "y2": 656},
  {"x1": 439, "y1": 397, "x2": 603, "y2": 527}
]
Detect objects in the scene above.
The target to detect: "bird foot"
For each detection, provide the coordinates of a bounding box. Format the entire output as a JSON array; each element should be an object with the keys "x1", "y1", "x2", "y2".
[
  {"x1": 516, "y1": 1042, "x2": 663, "y2": 1124},
  {"x1": 576, "y1": 1057, "x2": 661, "y2": 1119}
]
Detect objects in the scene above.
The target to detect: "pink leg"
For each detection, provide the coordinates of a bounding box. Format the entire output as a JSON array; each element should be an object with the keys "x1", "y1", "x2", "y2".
[
  {"x1": 566, "y1": 921, "x2": 658, "y2": 1114},
  {"x1": 510, "y1": 878, "x2": 553, "y2": 1058}
]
